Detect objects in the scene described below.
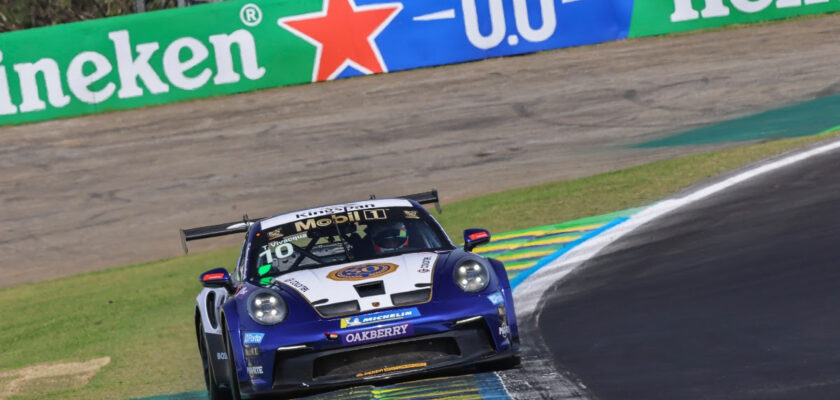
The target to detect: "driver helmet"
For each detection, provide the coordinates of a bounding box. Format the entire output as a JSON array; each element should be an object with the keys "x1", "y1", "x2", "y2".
[{"x1": 369, "y1": 222, "x2": 409, "y2": 254}]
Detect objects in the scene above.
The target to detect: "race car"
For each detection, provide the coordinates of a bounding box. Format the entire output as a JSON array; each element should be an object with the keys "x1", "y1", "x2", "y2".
[{"x1": 181, "y1": 190, "x2": 519, "y2": 399}]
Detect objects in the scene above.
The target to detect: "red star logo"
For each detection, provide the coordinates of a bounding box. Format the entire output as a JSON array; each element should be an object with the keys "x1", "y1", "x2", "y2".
[{"x1": 278, "y1": 0, "x2": 402, "y2": 82}]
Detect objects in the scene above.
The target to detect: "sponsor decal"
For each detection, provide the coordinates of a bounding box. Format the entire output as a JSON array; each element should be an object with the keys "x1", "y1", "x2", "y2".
[
  {"x1": 267, "y1": 228, "x2": 284, "y2": 240},
  {"x1": 247, "y1": 366, "x2": 264, "y2": 375},
  {"x1": 363, "y1": 209, "x2": 388, "y2": 220},
  {"x1": 487, "y1": 292, "x2": 504, "y2": 306},
  {"x1": 499, "y1": 325, "x2": 511, "y2": 339},
  {"x1": 216, "y1": 352, "x2": 228, "y2": 360},
  {"x1": 243, "y1": 332, "x2": 265, "y2": 345},
  {"x1": 341, "y1": 322, "x2": 413, "y2": 345},
  {"x1": 282, "y1": 277, "x2": 309, "y2": 293},
  {"x1": 327, "y1": 262, "x2": 398, "y2": 281},
  {"x1": 293, "y1": 204, "x2": 376, "y2": 219},
  {"x1": 340, "y1": 307, "x2": 420, "y2": 328},
  {"x1": 404, "y1": 210, "x2": 420, "y2": 219},
  {"x1": 418, "y1": 256, "x2": 432, "y2": 273},
  {"x1": 468, "y1": 231, "x2": 489, "y2": 241},
  {"x1": 294, "y1": 211, "x2": 362, "y2": 232},
  {"x1": 244, "y1": 346, "x2": 260, "y2": 356},
  {"x1": 355, "y1": 362, "x2": 427, "y2": 378},
  {"x1": 202, "y1": 273, "x2": 226, "y2": 281}
]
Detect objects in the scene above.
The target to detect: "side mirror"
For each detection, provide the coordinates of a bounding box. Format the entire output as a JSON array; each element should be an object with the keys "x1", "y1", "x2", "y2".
[
  {"x1": 200, "y1": 268, "x2": 234, "y2": 292},
  {"x1": 463, "y1": 229, "x2": 491, "y2": 252}
]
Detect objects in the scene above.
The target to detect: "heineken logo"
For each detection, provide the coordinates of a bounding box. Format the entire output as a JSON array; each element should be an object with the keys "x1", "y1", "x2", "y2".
[
  {"x1": 0, "y1": 29, "x2": 265, "y2": 117},
  {"x1": 0, "y1": 0, "x2": 407, "y2": 120},
  {"x1": 278, "y1": 0, "x2": 402, "y2": 82},
  {"x1": 671, "y1": 0, "x2": 829, "y2": 22}
]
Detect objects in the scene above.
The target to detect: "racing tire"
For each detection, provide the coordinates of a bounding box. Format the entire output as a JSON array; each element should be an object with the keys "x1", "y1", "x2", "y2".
[
  {"x1": 222, "y1": 320, "x2": 243, "y2": 400},
  {"x1": 197, "y1": 322, "x2": 229, "y2": 400},
  {"x1": 499, "y1": 354, "x2": 522, "y2": 369}
]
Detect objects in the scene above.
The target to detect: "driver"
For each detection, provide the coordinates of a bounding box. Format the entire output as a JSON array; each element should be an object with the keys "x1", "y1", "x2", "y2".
[{"x1": 367, "y1": 221, "x2": 410, "y2": 254}]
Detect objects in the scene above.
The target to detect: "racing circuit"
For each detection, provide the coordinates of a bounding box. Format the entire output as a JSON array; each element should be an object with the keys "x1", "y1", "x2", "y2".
[
  {"x1": 536, "y1": 136, "x2": 840, "y2": 399},
  {"x1": 135, "y1": 141, "x2": 840, "y2": 400},
  {"x1": 3, "y1": 8, "x2": 840, "y2": 400},
  {"x1": 3, "y1": 15, "x2": 840, "y2": 289}
]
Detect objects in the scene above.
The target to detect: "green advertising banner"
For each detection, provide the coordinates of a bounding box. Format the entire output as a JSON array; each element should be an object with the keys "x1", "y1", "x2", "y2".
[
  {"x1": 630, "y1": 0, "x2": 840, "y2": 37},
  {"x1": 1, "y1": 0, "x2": 837, "y2": 126},
  {"x1": 0, "y1": 1, "x2": 319, "y2": 125},
  {"x1": 0, "y1": 0, "x2": 635, "y2": 127}
]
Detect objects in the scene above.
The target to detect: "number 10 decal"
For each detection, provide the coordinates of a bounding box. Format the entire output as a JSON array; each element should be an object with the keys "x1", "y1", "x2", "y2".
[{"x1": 462, "y1": 0, "x2": 557, "y2": 50}]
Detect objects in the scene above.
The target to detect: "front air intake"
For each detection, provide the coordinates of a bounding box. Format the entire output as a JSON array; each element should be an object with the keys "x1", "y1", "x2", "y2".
[
  {"x1": 354, "y1": 281, "x2": 385, "y2": 297},
  {"x1": 390, "y1": 289, "x2": 431, "y2": 306},
  {"x1": 316, "y1": 300, "x2": 360, "y2": 317}
]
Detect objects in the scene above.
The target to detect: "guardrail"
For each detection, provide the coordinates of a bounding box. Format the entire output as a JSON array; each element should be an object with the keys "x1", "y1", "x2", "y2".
[{"x1": 0, "y1": 0, "x2": 837, "y2": 126}]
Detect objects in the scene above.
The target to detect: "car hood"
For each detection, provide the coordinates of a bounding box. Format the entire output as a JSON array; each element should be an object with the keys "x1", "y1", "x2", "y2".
[{"x1": 274, "y1": 252, "x2": 440, "y2": 315}]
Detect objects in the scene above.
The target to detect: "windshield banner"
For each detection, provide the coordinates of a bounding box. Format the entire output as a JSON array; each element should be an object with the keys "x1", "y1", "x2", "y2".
[{"x1": 0, "y1": 0, "x2": 632, "y2": 126}]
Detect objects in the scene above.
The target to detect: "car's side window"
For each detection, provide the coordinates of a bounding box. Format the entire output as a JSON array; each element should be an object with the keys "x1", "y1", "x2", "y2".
[{"x1": 233, "y1": 239, "x2": 248, "y2": 282}]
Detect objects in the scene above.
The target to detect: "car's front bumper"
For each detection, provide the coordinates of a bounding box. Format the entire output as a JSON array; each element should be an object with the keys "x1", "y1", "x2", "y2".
[{"x1": 239, "y1": 316, "x2": 517, "y2": 398}]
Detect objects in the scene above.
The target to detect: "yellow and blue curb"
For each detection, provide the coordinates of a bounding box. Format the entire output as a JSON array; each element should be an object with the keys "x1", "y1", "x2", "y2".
[{"x1": 473, "y1": 208, "x2": 640, "y2": 287}]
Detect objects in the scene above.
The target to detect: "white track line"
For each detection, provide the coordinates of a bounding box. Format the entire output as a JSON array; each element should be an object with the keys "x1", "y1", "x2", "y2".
[{"x1": 514, "y1": 138, "x2": 840, "y2": 316}]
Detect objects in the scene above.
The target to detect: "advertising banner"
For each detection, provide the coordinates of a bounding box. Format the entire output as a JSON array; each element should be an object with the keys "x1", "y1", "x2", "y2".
[
  {"x1": 630, "y1": 0, "x2": 840, "y2": 37},
  {"x1": 0, "y1": 0, "x2": 632, "y2": 126}
]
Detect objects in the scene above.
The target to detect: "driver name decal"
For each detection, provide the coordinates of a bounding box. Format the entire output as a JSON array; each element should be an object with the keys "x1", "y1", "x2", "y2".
[{"x1": 327, "y1": 263, "x2": 398, "y2": 281}]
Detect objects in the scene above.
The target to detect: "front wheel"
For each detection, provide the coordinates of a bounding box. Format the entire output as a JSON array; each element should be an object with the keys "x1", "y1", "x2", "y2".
[
  {"x1": 198, "y1": 322, "x2": 229, "y2": 400},
  {"x1": 499, "y1": 354, "x2": 521, "y2": 369},
  {"x1": 222, "y1": 321, "x2": 243, "y2": 400}
]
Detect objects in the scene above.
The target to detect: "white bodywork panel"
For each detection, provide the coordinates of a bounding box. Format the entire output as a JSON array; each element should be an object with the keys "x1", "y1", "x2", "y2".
[
  {"x1": 261, "y1": 199, "x2": 413, "y2": 229},
  {"x1": 274, "y1": 252, "x2": 438, "y2": 313},
  {"x1": 196, "y1": 287, "x2": 229, "y2": 335}
]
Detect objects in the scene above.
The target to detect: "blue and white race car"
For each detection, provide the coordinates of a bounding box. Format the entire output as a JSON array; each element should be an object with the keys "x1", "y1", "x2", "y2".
[{"x1": 181, "y1": 191, "x2": 519, "y2": 399}]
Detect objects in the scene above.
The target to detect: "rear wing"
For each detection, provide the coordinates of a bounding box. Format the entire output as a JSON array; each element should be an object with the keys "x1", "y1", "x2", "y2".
[
  {"x1": 179, "y1": 218, "x2": 260, "y2": 254},
  {"x1": 397, "y1": 189, "x2": 441, "y2": 214},
  {"x1": 179, "y1": 189, "x2": 441, "y2": 254}
]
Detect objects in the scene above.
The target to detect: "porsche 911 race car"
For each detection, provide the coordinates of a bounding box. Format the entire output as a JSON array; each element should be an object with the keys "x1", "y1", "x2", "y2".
[{"x1": 181, "y1": 190, "x2": 519, "y2": 399}]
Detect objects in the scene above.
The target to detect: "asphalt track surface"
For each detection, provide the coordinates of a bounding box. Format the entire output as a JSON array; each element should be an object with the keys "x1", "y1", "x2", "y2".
[
  {"x1": 538, "y1": 143, "x2": 840, "y2": 398},
  {"x1": 2, "y1": 16, "x2": 840, "y2": 288}
]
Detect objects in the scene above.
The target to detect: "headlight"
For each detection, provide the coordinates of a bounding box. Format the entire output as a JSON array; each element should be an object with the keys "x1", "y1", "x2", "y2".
[
  {"x1": 453, "y1": 259, "x2": 490, "y2": 293},
  {"x1": 247, "y1": 289, "x2": 288, "y2": 325}
]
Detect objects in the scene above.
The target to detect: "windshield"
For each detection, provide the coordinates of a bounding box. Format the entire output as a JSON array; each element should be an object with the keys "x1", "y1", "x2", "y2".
[{"x1": 247, "y1": 206, "x2": 451, "y2": 285}]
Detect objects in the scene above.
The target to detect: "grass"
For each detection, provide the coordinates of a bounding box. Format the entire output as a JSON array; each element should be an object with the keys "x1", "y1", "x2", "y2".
[
  {"x1": 0, "y1": 128, "x2": 838, "y2": 399},
  {"x1": 435, "y1": 128, "x2": 840, "y2": 240},
  {"x1": 0, "y1": 247, "x2": 238, "y2": 399}
]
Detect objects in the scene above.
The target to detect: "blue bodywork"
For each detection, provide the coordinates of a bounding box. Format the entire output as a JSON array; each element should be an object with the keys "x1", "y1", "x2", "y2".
[{"x1": 193, "y1": 199, "x2": 519, "y2": 398}]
